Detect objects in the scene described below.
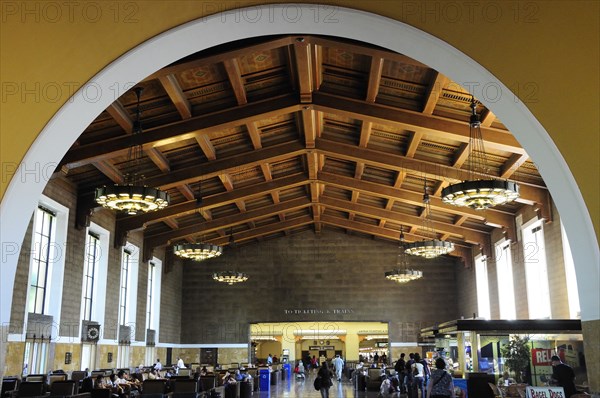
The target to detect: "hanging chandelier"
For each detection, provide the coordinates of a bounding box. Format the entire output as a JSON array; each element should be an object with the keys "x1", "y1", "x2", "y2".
[
  {"x1": 385, "y1": 227, "x2": 423, "y2": 283},
  {"x1": 173, "y1": 181, "x2": 223, "y2": 261},
  {"x1": 441, "y1": 96, "x2": 519, "y2": 210},
  {"x1": 212, "y1": 270, "x2": 249, "y2": 285},
  {"x1": 95, "y1": 88, "x2": 170, "y2": 215},
  {"x1": 405, "y1": 180, "x2": 455, "y2": 258},
  {"x1": 213, "y1": 232, "x2": 248, "y2": 285},
  {"x1": 173, "y1": 242, "x2": 223, "y2": 261}
]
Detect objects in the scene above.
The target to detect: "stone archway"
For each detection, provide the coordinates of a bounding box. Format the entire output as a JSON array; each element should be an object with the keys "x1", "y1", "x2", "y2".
[{"x1": 1, "y1": 3, "x2": 597, "y2": 373}]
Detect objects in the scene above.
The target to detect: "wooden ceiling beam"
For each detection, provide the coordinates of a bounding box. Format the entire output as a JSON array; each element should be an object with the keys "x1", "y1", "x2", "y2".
[
  {"x1": 163, "y1": 218, "x2": 179, "y2": 230},
  {"x1": 431, "y1": 181, "x2": 448, "y2": 197},
  {"x1": 195, "y1": 134, "x2": 217, "y2": 161},
  {"x1": 145, "y1": 197, "x2": 311, "y2": 248},
  {"x1": 321, "y1": 196, "x2": 487, "y2": 244},
  {"x1": 311, "y1": 44, "x2": 322, "y2": 91},
  {"x1": 61, "y1": 94, "x2": 299, "y2": 168},
  {"x1": 452, "y1": 143, "x2": 470, "y2": 168},
  {"x1": 219, "y1": 174, "x2": 247, "y2": 213},
  {"x1": 158, "y1": 74, "x2": 192, "y2": 119},
  {"x1": 146, "y1": 147, "x2": 170, "y2": 173},
  {"x1": 312, "y1": 91, "x2": 526, "y2": 155},
  {"x1": 144, "y1": 36, "x2": 296, "y2": 81},
  {"x1": 500, "y1": 153, "x2": 529, "y2": 179},
  {"x1": 223, "y1": 58, "x2": 248, "y2": 105},
  {"x1": 302, "y1": 108, "x2": 316, "y2": 148},
  {"x1": 315, "y1": 138, "x2": 547, "y2": 199},
  {"x1": 206, "y1": 215, "x2": 314, "y2": 247},
  {"x1": 318, "y1": 171, "x2": 513, "y2": 228},
  {"x1": 480, "y1": 109, "x2": 496, "y2": 127},
  {"x1": 306, "y1": 36, "x2": 427, "y2": 69},
  {"x1": 106, "y1": 101, "x2": 133, "y2": 133},
  {"x1": 247, "y1": 122, "x2": 262, "y2": 149},
  {"x1": 293, "y1": 39, "x2": 313, "y2": 103},
  {"x1": 116, "y1": 173, "x2": 308, "y2": 232},
  {"x1": 358, "y1": 121, "x2": 372, "y2": 148},
  {"x1": 366, "y1": 56, "x2": 384, "y2": 102},
  {"x1": 178, "y1": 184, "x2": 196, "y2": 201},
  {"x1": 92, "y1": 160, "x2": 124, "y2": 184},
  {"x1": 405, "y1": 131, "x2": 423, "y2": 158},
  {"x1": 320, "y1": 214, "x2": 473, "y2": 251},
  {"x1": 422, "y1": 72, "x2": 448, "y2": 114},
  {"x1": 143, "y1": 141, "x2": 305, "y2": 190}
]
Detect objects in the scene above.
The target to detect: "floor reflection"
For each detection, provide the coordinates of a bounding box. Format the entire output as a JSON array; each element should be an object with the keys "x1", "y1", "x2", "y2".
[{"x1": 252, "y1": 373, "x2": 406, "y2": 398}]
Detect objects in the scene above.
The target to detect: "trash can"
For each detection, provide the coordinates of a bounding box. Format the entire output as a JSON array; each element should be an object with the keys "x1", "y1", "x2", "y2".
[
  {"x1": 240, "y1": 380, "x2": 252, "y2": 398},
  {"x1": 283, "y1": 364, "x2": 292, "y2": 380},
  {"x1": 258, "y1": 368, "x2": 270, "y2": 392}
]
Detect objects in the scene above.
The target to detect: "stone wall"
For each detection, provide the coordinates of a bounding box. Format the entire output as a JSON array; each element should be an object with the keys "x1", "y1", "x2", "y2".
[{"x1": 181, "y1": 230, "x2": 461, "y2": 344}]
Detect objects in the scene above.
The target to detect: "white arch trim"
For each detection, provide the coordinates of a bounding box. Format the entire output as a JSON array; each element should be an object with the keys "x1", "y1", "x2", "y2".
[{"x1": 1, "y1": 4, "x2": 598, "y2": 323}]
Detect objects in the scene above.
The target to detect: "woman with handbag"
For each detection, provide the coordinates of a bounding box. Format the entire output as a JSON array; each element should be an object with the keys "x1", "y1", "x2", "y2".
[
  {"x1": 426, "y1": 358, "x2": 455, "y2": 398},
  {"x1": 316, "y1": 361, "x2": 334, "y2": 398}
]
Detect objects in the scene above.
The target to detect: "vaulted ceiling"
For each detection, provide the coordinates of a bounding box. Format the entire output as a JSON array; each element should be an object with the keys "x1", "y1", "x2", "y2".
[{"x1": 59, "y1": 35, "x2": 549, "y2": 265}]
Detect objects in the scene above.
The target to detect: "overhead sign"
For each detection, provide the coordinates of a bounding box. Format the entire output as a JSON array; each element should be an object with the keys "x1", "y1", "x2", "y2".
[{"x1": 525, "y1": 386, "x2": 565, "y2": 398}]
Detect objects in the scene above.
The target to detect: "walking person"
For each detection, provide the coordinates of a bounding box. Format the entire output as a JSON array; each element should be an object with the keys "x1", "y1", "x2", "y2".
[
  {"x1": 395, "y1": 353, "x2": 407, "y2": 393},
  {"x1": 426, "y1": 358, "x2": 455, "y2": 398},
  {"x1": 411, "y1": 353, "x2": 426, "y2": 398},
  {"x1": 405, "y1": 353, "x2": 415, "y2": 398},
  {"x1": 316, "y1": 362, "x2": 334, "y2": 398},
  {"x1": 332, "y1": 354, "x2": 344, "y2": 382}
]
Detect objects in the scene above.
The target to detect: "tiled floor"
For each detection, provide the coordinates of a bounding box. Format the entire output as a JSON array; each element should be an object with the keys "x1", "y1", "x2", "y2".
[{"x1": 253, "y1": 373, "x2": 407, "y2": 398}]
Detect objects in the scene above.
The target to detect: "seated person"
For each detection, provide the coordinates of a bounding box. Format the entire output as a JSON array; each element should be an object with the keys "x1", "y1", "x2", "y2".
[
  {"x1": 95, "y1": 375, "x2": 120, "y2": 398},
  {"x1": 223, "y1": 374, "x2": 237, "y2": 388},
  {"x1": 115, "y1": 370, "x2": 140, "y2": 396},
  {"x1": 498, "y1": 371, "x2": 516, "y2": 386}
]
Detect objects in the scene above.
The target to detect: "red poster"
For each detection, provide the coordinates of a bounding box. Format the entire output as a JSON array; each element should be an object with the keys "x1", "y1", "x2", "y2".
[{"x1": 531, "y1": 348, "x2": 553, "y2": 366}]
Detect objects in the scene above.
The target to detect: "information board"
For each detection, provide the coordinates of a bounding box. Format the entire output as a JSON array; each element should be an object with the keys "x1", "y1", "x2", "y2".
[{"x1": 525, "y1": 386, "x2": 565, "y2": 398}]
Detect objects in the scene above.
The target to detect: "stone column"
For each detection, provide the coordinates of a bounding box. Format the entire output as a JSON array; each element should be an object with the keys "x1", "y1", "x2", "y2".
[{"x1": 582, "y1": 320, "x2": 600, "y2": 397}]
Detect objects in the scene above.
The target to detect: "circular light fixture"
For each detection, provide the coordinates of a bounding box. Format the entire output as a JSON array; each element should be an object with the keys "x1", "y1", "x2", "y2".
[
  {"x1": 405, "y1": 239, "x2": 455, "y2": 259},
  {"x1": 95, "y1": 185, "x2": 170, "y2": 215},
  {"x1": 385, "y1": 226, "x2": 424, "y2": 284},
  {"x1": 442, "y1": 96, "x2": 519, "y2": 210},
  {"x1": 94, "y1": 87, "x2": 170, "y2": 215},
  {"x1": 442, "y1": 180, "x2": 519, "y2": 210},
  {"x1": 174, "y1": 242, "x2": 223, "y2": 261},
  {"x1": 212, "y1": 270, "x2": 248, "y2": 285},
  {"x1": 385, "y1": 269, "x2": 423, "y2": 283}
]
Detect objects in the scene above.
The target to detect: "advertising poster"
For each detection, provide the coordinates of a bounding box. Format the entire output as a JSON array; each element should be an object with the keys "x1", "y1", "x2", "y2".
[{"x1": 531, "y1": 346, "x2": 554, "y2": 385}]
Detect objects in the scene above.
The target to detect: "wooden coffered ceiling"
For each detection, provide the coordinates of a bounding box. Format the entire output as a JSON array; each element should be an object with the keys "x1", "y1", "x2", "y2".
[{"x1": 60, "y1": 35, "x2": 550, "y2": 264}]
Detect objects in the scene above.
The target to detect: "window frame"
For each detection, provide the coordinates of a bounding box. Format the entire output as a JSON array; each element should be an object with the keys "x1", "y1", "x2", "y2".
[
  {"x1": 522, "y1": 218, "x2": 552, "y2": 319},
  {"x1": 475, "y1": 254, "x2": 491, "y2": 320},
  {"x1": 495, "y1": 239, "x2": 516, "y2": 320}
]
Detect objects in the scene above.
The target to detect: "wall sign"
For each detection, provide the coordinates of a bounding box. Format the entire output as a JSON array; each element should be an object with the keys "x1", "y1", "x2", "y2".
[
  {"x1": 64, "y1": 352, "x2": 72, "y2": 365},
  {"x1": 525, "y1": 386, "x2": 565, "y2": 398},
  {"x1": 284, "y1": 308, "x2": 353, "y2": 315}
]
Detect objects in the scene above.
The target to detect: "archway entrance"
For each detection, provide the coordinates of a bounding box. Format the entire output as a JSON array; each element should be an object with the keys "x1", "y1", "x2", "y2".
[{"x1": 1, "y1": 4, "x2": 598, "y2": 380}]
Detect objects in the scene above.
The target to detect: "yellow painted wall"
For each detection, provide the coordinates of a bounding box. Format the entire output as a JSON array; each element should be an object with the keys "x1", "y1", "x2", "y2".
[
  {"x1": 0, "y1": 1, "x2": 598, "y2": 239},
  {"x1": 4, "y1": 342, "x2": 24, "y2": 376},
  {"x1": 52, "y1": 343, "x2": 82, "y2": 372}
]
